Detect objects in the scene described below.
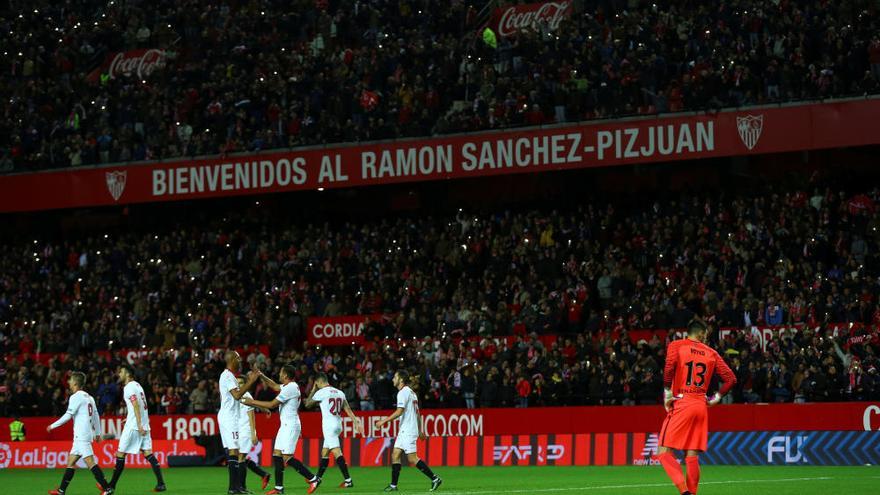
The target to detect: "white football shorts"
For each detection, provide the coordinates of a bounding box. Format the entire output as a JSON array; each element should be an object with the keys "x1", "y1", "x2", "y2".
[
  {"x1": 274, "y1": 422, "x2": 301, "y2": 455},
  {"x1": 322, "y1": 423, "x2": 342, "y2": 450},
  {"x1": 70, "y1": 439, "x2": 95, "y2": 458},
  {"x1": 393, "y1": 433, "x2": 418, "y2": 454},
  {"x1": 218, "y1": 418, "x2": 240, "y2": 450},
  {"x1": 117, "y1": 427, "x2": 153, "y2": 454}
]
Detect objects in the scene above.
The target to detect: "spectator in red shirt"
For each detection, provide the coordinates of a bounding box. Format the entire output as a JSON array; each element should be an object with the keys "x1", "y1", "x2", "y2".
[
  {"x1": 516, "y1": 376, "x2": 532, "y2": 408},
  {"x1": 160, "y1": 386, "x2": 180, "y2": 414},
  {"x1": 524, "y1": 104, "x2": 545, "y2": 125},
  {"x1": 18, "y1": 335, "x2": 35, "y2": 355}
]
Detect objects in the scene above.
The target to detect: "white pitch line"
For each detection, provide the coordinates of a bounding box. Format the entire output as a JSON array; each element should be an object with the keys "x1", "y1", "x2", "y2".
[{"x1": 438, "y1": 476, "x2": 836, "y2": 495}]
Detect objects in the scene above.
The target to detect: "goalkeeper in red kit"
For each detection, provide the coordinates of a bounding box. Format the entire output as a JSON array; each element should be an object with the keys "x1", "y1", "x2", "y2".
[{"x1": 655, "y1": 319, "x2": 736, "y2": 495}]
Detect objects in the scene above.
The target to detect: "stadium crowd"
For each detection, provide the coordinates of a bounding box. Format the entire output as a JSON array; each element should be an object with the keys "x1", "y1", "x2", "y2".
[
  {"x1": 2, "y1": 175, "x2": 880, "y2": 416},
  {"x1": 3, "y1": 0, "x2": 880, "y2": 172}
]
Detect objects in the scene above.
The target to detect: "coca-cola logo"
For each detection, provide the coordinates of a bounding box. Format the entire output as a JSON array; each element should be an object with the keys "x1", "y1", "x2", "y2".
[
  {"x1": 107, "y1": 49, "x2": 166, "y2": 80},
  {"x1": 496, "y1": 1, "x2": 572, "y2": 37}
]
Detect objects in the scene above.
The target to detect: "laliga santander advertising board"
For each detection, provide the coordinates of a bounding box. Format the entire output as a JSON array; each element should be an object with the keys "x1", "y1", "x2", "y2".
[
  {"x1": 1, "y1": 99, "x2": 880, "y2": 213},
  {"x1": 0, "y1": 440, "x2": 202, "y2": 469}
]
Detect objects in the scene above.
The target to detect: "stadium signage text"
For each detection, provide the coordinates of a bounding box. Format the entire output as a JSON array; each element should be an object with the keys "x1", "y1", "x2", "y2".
[
  {"x1": 0, "y1": 440, "x2": 200, "y2": 469},
  {"x1": 146, "y1": 122, "x2": 715, "y2": 200},
  {"x1": 2, "y1": 99, "x2": 880, "y2": 213},
  {"x1": 356, "y1": 413, "x2": 484, "y2": 439},
  {"x1": 107, "y1": 49, "x2": 167, "y2": 80},
  {"x1": 86, "y1": 48, "x2": 168, "y2": 83},
  {"x1": 865, "y1": 405, "x2": 880, "y2": 431},
  {"x1": 311, "y1": 322, "x2": 363, "y2": 339},
  {"x1": 494, "y1": 444, "x2": 565, "y2": 463},
  {"x1": 493, "y1": 1, "x2": 574, "y2": 37},
  {"x1": 767, "y1": 435, "x2": 809, "y2": 463},
  {"x1": 305, "y1": 315, "x2": 383, "y2": 346},
  {"x1": 149, "y1": 123, "x2": 714, "y2": 198}
]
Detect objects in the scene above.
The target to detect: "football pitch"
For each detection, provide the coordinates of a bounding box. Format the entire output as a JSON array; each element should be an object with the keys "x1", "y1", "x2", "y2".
[{"x1": 7, "y1": 466, "x2": 880, "y2": 495}]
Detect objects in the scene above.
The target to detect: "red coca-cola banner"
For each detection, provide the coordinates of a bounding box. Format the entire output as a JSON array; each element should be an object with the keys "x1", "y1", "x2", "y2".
[
  {"x1": 86, "y1": 48, "x2": 168, "y2": 83},
  {"x1": 490, "y1": 1, "x2": 573, "y2": 37},
  {"x1": 3, "y1": 345, "x2": 270, "y2": 367},
  {"x1": 1, "y1": 99, "x2": 879, "y2": 213},
  {"x1": 4, "y1": 403, "x2": 879, "y2": 443},
  {"x1": 306, "y1": 315, "x2": 380, "y2": 346},
  {"x1": 0, "y1": 440, "x2": 202, "y2": 469}
]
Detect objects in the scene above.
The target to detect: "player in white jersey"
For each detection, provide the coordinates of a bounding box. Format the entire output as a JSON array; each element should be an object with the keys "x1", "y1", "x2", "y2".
[
  {"x1": 376, "y1": 370, "x2": 442, "y2": 492},
  {"x1": 106, "y1": 364, "x2": 166, "y2": 492},
  {"x1": 46, "y1": 371, "x2": 114, "y2": 495},
  {"x1": 236, "y1": 375, "x2": 271, "y2": 492},
  {"x1": 241, "y1": 365, "x2": 320, "y2": 495},
  {"x1": 304, "y1": 373, "x2": 364, "y2": 488},
  {"x1": 219, "y1": 351, "x2": 262, "y2": 494}
]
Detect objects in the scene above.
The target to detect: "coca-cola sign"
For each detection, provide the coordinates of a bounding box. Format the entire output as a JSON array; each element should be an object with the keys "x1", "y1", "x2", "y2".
[
  {"x1": 492, "y1": 1, "x2": 573, "y2": 38},
  {"x1": 87, "y1": 49, "x2": 168, "y2": 83}
]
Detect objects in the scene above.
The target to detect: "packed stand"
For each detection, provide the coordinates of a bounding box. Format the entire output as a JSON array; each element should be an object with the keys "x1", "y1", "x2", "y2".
[
  {"x1": 2, "y1": 322, "x2": 878, "y2": 418},
  {"x1": 2, "y1": 178, "x2": 880, "y2": 414},
  {"x1": 2, "y1": 0, "x2": 880, "y2": 172}
]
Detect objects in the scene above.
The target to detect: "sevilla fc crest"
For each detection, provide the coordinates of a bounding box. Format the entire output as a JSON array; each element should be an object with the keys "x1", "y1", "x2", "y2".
[
  {"x1": 736, "y1": 114, "x2": 763, "y2": 150},
  {"x1": 106, "y1": 170, "x2": 127, "y2": 201}
]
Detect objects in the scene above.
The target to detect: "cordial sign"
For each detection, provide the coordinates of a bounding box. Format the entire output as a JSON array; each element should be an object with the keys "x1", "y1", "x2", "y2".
[
  {"x1": 495, "y1": 1, "x2": 572, "y2": 37},
  {"x1": 312, "y1": 322, "x2": 363, "y2": 339},
  {"x1": 306, "y1": 315, "x2": 374, "y2": 345}
]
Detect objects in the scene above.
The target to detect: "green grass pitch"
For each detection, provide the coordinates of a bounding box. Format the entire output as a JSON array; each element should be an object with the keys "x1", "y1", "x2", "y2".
[{"x1": 7, "y1": 466, "x2": 880, "y2": 495}]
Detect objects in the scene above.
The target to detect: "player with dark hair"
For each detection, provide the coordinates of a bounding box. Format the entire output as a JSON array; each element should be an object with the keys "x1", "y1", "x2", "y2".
[
  {"x1": 218, "y1": 351, "x2": 261, "y2": 494},
  {"x1": 656, "y1": 319, "x2": 737, "y2": 495},
  {"x1": 376, "y1": 370, "x2": 442, "y2": 492},
  {"x1": 304, "y1": 373, "x2": 364, "y2": 488},
  {"x1": 107, "y1": 364, "x2": 166, "y2": 492},
  {"x1": 242, "y1": 365, "x2": 321, "y2": 495}
]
